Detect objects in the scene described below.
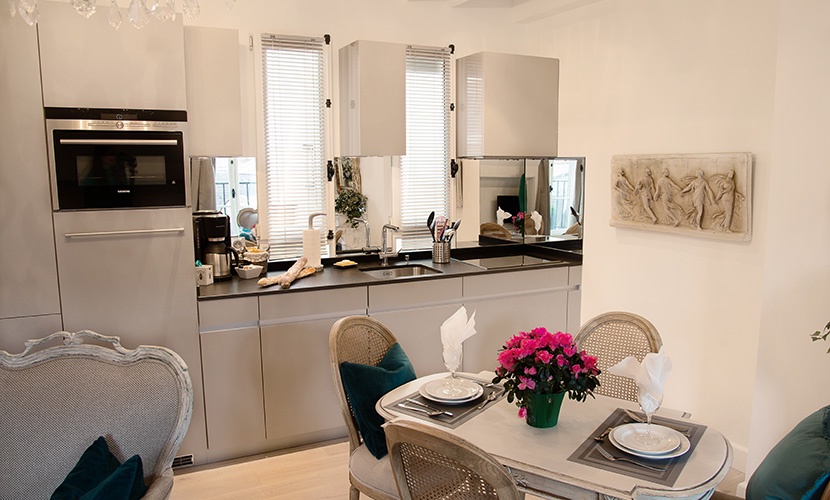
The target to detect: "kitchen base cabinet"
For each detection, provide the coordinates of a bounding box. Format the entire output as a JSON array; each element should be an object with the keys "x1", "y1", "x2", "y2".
[
  {"x1": 368, "y1": 279, "x2": 464, "y2": 377},
  {"x1": 462, "y1": 267, "x2": 574, "y2": 374},
  {"x1": 259, "y1": 287, "x2": 367, "y2": 448},
  {"x1": 260, "y1": 318, "x2": 347, "y2": 447},
  {"x1": 567, "y1": 266, "x2": 583, "y2": 334},
  {"x1": 0, "y1": 315, "x2": 63, "y2": 354},
  {"x1": 199, "y1": 297, "x2": 265, "y2": 462}
]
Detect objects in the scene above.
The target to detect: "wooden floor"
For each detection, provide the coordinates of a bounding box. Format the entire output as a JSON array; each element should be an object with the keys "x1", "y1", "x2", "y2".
[{"x1": 171, "y1": 439, "x2": 744, "y2": 499}]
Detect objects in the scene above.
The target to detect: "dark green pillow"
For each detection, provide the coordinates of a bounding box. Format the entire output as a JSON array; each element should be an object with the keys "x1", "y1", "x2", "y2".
[
  {"x1": 79, "y1": 455, "x2": 146, "y2": 500},
  {"x1": 51, "y1": 436, "x2": 148, "y2": 500},
  {"x1": 747, "y1": 405, "x2": 830, "y2": 500},
  {"x1": 340, "y1": 342, "x2": 416, "y2": 459}
]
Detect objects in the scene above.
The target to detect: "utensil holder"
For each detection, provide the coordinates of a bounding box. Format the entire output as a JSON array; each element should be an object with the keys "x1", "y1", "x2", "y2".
[{"x1": 432, "y1": 241, "x2": 450, "y2": 264}]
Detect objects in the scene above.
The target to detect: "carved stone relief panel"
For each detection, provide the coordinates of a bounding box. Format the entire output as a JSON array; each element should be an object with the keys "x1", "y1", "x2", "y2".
[{"x1": 610, "y1": 153, "x2": 752, "y2": 241}]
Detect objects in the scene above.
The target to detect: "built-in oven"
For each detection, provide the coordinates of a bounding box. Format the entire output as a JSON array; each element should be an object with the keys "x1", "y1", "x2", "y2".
[{"x1": 45, "y1": 107, "x2": 189, "y2": 210}]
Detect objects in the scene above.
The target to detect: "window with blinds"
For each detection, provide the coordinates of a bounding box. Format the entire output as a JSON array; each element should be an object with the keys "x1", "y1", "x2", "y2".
[
  {"x1": 399, "y1": 45, "x2": 452, "y2": 249},
  {"x1": 259, "y1": 34, "x2": 330, "y2": 259}
]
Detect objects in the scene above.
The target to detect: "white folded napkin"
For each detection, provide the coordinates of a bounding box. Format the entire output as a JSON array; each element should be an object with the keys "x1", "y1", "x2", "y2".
[
  {"x1": 496, "y1": 207, "x2": 511, "y2": 227},
  {"x1": 530, "y1": 210, "x2": 543, "y2": 232},
  {"x1": 608, "y1": 347, "x2": 672, "y2": 413},
  {"x1": 440, "y1": 306, "x2": 477, "y2": 371}
]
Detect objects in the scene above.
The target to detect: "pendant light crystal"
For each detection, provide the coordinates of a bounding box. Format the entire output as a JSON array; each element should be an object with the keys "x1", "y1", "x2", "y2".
[
  {"x1": 18, "y1": 0, "x2": 40, "y2": 25},
  {"x1": 70, "y1": 0, "x2": 97, "y2": 19},
  {"x1": 147, "y1": 0, "x2": 174, "y2": 21},
  {"x1": 182, "y1": 0, "x2": 199, "y2": 19},
  {"x1": 8, "y1": 0, "x2": 16, "y2": 17},
  {"x1": 108, "y1": 0, "x2": 122, "y2": 29},
  {"x1": 127, "y1": 0, "x2": 149, "y2": 28}
]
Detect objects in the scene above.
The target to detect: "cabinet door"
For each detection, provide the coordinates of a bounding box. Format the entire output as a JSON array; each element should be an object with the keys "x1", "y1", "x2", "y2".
[
  {"x1": 200, "y1": 326, "x2": 266, "y2": 457},
  {"x1": 371, "y1": 304, "x2": 465, "y2": 377},
  {"x1": 261, "y1": 318, "x2": 346, "y2": 445},
  {"x1": 0, "y1": 12, "x2": 61, "y2": 322},
  {"x1": 462, "y1": 268, "x2": 572, "y2": 374},
  {"x1": 339, "y1": 40, "x2": 406, "y2": 156},
  {"x1": 38, "y1": 2, "x2": 186, "y2": 109},
  {"x1": 259, "y1": 287, "x2": 366, "y2": 447},
  {"x1": 368, "y1": 278, "x2": 464, "y2": 377},
  {"x1": 184, "y1": 26, "x2": 243, "y2": 157}
]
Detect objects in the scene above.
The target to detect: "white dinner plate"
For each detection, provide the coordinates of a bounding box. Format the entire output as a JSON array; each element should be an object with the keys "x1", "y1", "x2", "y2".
[
  {"x1": 612, "y1": 423, "x2": 681, "y2": 455},
  {"x1": 419, "y1": 379, "x2": 483, "y2": 404},
  {"x1": 610, "y1": 424, "x2": 691, "y2": 459}
]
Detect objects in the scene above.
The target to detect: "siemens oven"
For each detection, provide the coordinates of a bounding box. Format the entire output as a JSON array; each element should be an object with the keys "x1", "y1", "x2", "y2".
[{"x1": 45, "y1": 107, "x2": 189, "y2": 210}]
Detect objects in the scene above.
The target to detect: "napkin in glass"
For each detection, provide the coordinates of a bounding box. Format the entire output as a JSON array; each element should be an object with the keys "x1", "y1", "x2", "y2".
[
  {"x1": 496, "y1": 207, "x2": 511, "y2": 227},
  {"x1": 608, "y1": 347, "x2": 672, "y2": 413},
  {"x1": 530, "y1": 210, "x2": 543, "y2": 232},
  {"x1": 440, "y1": 306, "x2": 477, "y2": 372}
]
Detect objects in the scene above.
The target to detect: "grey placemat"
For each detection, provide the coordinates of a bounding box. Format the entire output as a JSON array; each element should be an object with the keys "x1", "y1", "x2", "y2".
[
  {"x1": 384, "y1": 382, "x2": 505, "y2": 429},
  {"x1": 567, "y1": 408, "x2": 707, "y2": 486}
]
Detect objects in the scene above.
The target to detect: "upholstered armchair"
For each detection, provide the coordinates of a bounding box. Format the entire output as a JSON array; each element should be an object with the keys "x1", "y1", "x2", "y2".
[{"x1": 0, "y1": 330, "x2": 193, "y2": 500}]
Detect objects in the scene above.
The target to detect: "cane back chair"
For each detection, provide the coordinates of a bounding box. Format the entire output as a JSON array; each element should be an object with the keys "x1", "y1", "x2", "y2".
[
  {"x1": 574, "y1": 311, "x2": 662, "y2": 402},
  {"x1": 385, "y1": 420, "x2": 524, "y2": 500},
  {"x1": 329, "y1": 316, "x2": 401, "y2": 500}
]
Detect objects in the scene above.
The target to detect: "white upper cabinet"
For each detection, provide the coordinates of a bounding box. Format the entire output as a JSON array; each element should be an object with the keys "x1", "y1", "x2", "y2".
[
  {"x1": 184, "y1": 26, "x2": 243, "y2": 157},
  {"x1": 457, "y1": 52, "x2": 559, "y2": 158},
  {"x1": 338, "y1": 40, "x2": 406, "y2": 157},
  {"x1": 37, "y1": 2, "x2": 186, "y2": 109}
]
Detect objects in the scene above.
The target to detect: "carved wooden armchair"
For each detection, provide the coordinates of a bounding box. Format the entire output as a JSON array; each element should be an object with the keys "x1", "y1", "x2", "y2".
[{"x1": 0, "y1": 330, "x2": 193, "y2": 500}]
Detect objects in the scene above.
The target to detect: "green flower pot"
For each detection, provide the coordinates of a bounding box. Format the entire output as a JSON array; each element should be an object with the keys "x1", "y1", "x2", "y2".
[{"x1": 526, "y1": 392, "x2": 565, "y2": 428}]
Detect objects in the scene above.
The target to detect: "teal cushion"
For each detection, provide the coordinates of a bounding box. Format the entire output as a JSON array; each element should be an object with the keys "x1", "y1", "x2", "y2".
[
  {"x1": 51, "y1": 437, "x2": 148, "y2": 500},
  {"x1": 79, "y1": 455, "x2": 146, "y2": 500},
  {"x1": 747, "y1": 405, "x2": 830, "y2": 500},
  {"x1": 340, "y1": 342, "x2": 416, "y2": 459}
]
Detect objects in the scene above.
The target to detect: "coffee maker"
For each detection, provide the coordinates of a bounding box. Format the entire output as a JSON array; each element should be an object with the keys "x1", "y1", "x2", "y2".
[{"x1": 193, "y1": 212, "x2": 238, "y2": 281}]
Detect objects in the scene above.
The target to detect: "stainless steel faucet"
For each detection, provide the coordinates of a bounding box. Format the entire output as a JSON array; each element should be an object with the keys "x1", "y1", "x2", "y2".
[
  {"x1": 353, "y1": 218, "x2": 379, "y2": 253},
  {"x1": 379, "y1": 224, "x2": 400, "y2": 266}
]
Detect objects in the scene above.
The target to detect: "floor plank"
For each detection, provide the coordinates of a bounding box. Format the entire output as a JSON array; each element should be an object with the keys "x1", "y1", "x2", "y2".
[{"x1": 171, "y1": 440, "x2": 744, "y2": 499}]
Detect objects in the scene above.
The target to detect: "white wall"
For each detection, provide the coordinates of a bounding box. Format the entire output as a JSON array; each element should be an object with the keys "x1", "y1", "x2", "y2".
[
  {"x1": 749, "y1": 0, "x2": 830, "y2": 475},
  {"x1": 525, "y1": 0, "x2": 780, "y2": 472}
]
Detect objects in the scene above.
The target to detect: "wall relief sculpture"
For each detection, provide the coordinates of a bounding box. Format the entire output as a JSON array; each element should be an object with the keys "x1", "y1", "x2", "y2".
[{"x1": 610, "y1": 153, "x2": 752, "y2": 241}]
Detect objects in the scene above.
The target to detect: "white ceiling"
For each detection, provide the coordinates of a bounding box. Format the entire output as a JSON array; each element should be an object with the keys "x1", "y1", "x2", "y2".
[{"x1": 405, "y1": 0, "x2": 605, "y2": 24}]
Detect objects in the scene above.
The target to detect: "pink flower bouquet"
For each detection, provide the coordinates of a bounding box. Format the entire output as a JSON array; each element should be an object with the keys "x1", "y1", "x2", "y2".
[{"x1": 493, "y1": 327, "x2": 601, "y2": 419}]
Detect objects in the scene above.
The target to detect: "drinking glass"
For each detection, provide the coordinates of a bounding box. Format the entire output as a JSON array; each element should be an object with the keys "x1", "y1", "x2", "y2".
[
  {"x1": 441, "y1": 348, "x2": 465, "y2": 397},
  {"x1": 635, "y1": 387, "x2": 663, "y2": 447}
]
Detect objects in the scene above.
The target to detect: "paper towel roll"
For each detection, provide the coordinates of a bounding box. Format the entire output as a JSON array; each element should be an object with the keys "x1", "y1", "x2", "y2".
[{"x1": 303, "y1": 229, "x2": 322, "y2": 269}]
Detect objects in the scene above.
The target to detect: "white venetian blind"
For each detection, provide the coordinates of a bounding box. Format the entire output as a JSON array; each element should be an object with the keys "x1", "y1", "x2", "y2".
[
  {"x1": 399, "y1": 45, "x2": 452, "y2": 249},
  {"x1": 260, "y1": 34, "x2": 329, "y2": 259}
]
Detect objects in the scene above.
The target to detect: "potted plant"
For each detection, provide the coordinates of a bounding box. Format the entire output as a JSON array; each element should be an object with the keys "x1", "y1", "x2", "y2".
[
  {"x1": 493, "y1": 327, "x2": 600, "y2": 428},
  {"x1": 335, "y1": 188, "x2": 368, "y2": 228},
  {"x1": 811, "y1": 322, "x2": 830, "y2": 353}
]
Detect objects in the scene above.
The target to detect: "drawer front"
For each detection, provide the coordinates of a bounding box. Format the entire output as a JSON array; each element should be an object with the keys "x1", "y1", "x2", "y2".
[
  {"x1": 463, "y1": 267, "x2": 570, "y2": 298},
  {"x1": 199, "y1": 296, "x2": 258, "y2": 332},
  {"x1": 259, "y1": 287, "x2": 367, "y2": 323},
  {"x1": 368, "y1": 278, "x2": 463, "y2": 312}
]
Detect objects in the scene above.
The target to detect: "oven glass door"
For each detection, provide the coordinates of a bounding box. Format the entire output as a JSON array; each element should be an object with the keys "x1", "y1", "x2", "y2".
[{"x1": 52, "y1": 129, "x2": 186, "y2": 210}]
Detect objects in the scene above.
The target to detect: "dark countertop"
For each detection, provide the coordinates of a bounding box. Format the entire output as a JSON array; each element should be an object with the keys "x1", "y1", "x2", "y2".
[{"x1": 196, "y1": 240, "x2": 582, "y2": 301}]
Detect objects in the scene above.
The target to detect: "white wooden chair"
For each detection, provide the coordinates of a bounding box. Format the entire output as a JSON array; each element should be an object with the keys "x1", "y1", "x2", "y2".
[
  {"x1": 574, "y1": 311, "x2": 662, "y2": 402},
  {"x1": 385, "y1": 420, "x2": 524, "y2": 500},
  {"x1": 0, "y1": 330, "x2": 193, "y2": 500},
  {"x1": 329, "y1": 316, "x2": 401, "y2": 500}
]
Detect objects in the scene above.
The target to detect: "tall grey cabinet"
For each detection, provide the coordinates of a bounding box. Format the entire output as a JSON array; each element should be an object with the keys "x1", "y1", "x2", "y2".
[{"x1": 0, "y1": 14, "x2": 62, "y2": 351}]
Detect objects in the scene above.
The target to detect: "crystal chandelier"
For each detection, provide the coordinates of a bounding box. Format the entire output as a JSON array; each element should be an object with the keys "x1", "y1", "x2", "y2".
[{"x1": 8, "y1": 0, "x2": 236, "y2": 29}]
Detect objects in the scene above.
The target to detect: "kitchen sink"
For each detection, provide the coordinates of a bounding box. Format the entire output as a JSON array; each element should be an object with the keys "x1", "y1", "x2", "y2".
[
  {"x1": 360, "y1": 264, "x2": 443, "y2": 279},
  {"x1": 461, "y1": 255, "x2": 566, "y2": 270}
]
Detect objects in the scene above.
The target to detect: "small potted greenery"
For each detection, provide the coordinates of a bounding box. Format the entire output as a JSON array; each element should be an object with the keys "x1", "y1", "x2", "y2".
[
  {"x1": 811, "y1": 323, "x2": 830, "y2": 353},
  {"x1": 335, "y1": 188, "x2": 367, "y2": 228}
]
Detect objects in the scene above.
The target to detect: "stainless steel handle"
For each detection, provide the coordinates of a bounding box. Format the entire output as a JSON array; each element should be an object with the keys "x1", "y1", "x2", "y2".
[
  {"x1": 59, "y1": 139, "x2": 179, "y2": 146},
  {"x1": 64, "y1": 228, "x2": 185, "y2": 238}
]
